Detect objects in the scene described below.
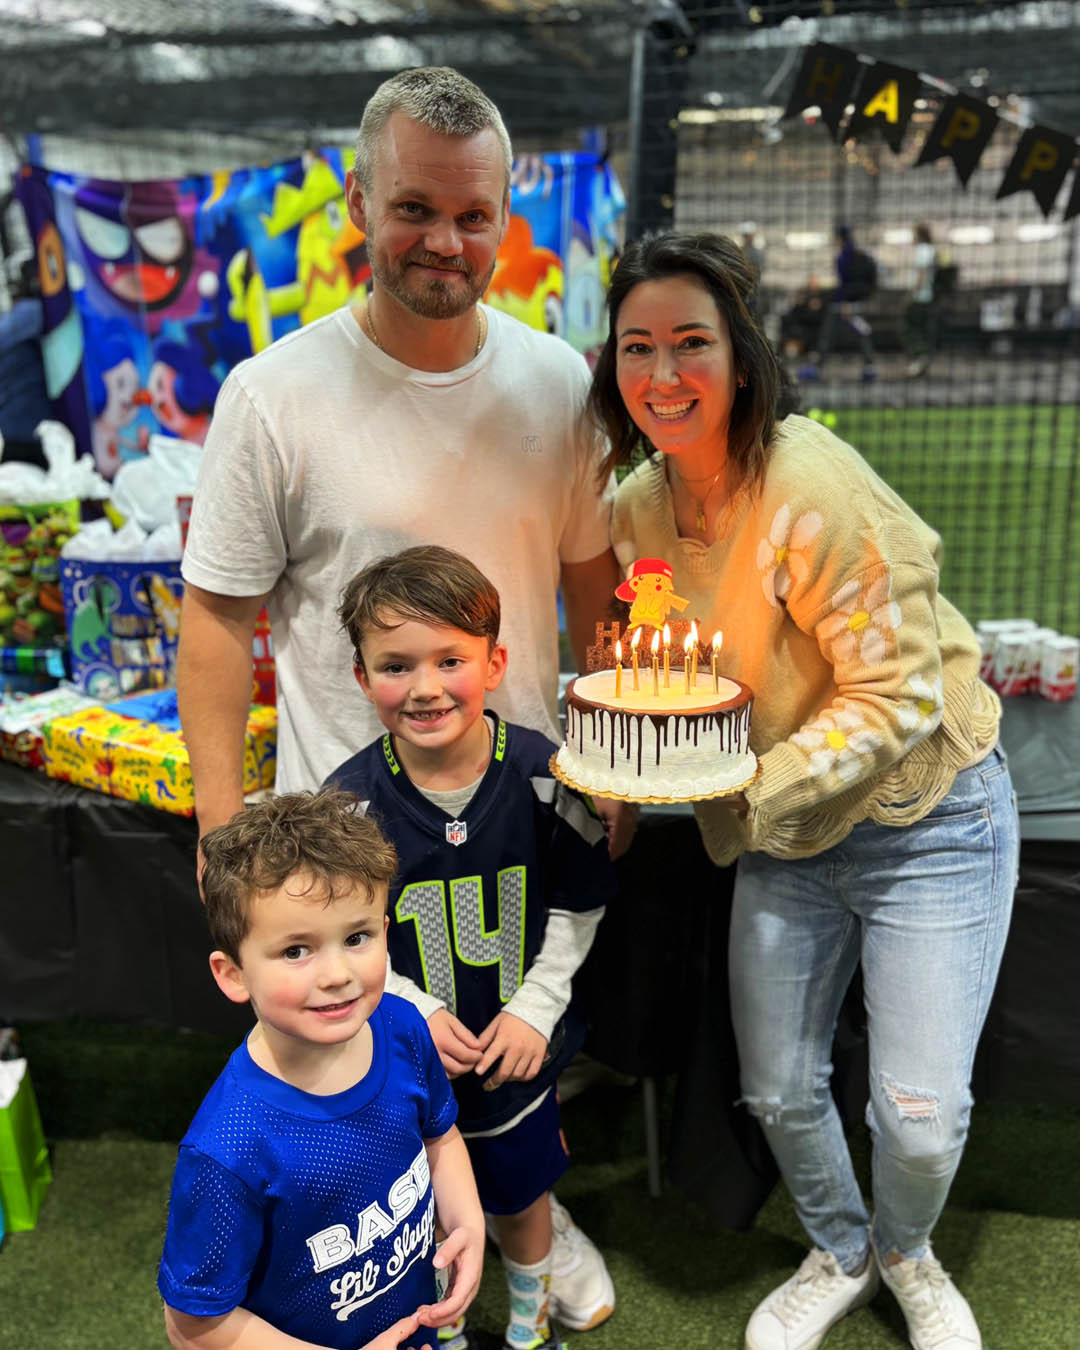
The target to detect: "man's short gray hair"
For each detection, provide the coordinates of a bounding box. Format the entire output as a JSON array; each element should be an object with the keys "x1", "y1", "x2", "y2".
[{"x1": 354, "y1": 66, "x2": 512, "y2": 194}]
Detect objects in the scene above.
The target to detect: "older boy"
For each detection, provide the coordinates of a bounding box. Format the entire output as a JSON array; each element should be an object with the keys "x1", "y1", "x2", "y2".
[
  {"x1": 327, "y1": 546, "x2": 619, "y2": 1350},
  {"x1": 158, "y1": 790, "x2": 485, "y2": 1350}
]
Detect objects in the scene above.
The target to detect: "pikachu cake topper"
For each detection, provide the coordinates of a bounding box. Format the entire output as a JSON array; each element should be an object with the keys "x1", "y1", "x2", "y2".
[{"x1": 615, "y1": 557, "x2": 689, "y2": 630}]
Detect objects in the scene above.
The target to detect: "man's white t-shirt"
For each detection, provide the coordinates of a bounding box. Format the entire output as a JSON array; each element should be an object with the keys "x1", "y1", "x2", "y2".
[{"x1": 182, "y1": 304, "x2": 611, "y2": 791}]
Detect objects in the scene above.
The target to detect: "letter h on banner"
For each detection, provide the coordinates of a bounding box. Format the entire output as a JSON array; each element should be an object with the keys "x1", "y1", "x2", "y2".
[{"x1": 782, "y1": 42, "x2": 861, "y2": 141}]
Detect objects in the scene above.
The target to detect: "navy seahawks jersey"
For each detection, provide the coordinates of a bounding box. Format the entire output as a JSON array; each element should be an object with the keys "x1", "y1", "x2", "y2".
[{"x1": 328, "y1": 716, "x2": 618, "y2": 1131}]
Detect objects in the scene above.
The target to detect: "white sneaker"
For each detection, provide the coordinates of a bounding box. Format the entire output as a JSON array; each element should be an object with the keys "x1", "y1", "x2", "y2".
[
  {"x1": 876, "y1": 1247, "x2": 981, "y2": 1349},
  {"x1": 745, "y1": 1248, "x2": 879, "y2": 1350},
  {"x1": 547, "y1": 1194, "x2": 615, "y2": 1330}
]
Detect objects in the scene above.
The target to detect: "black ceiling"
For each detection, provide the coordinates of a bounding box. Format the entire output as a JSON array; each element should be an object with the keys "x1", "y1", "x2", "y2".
[{"x1": 2, "y1": 1, "x2": 1079, "y2": 142}]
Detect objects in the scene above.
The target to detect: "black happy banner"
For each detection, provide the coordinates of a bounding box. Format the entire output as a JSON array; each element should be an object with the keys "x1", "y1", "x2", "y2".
[{"x1": 783, "y1": 45, "x2": 1080, "y2": 217}]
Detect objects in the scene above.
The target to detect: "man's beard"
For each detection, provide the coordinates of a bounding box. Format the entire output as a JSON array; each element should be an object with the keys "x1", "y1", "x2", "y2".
[{"x1": 367, "y1": 236, "x2": 495, "y2": 319}]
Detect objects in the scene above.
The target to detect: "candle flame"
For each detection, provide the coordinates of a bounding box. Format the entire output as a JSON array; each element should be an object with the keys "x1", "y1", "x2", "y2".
[
  {"x1": 690, "y1": 619, "x2": 699, "y2": 641},
  {"x1": 650, "y1": 629, "x2": 661, "y2": 654},
  {"x1": 662, "y1": 622, "x2": 671, "y2": 647},
  {"x1": 615, "y1": 639, "x2": 623, "y2": 662},
  {"x1": 711, "y1": 630, "x2": 723, "y2": 653},
  {"x1": 683, "y1": 632, "x2": 694, "y2": 653},
  {"x1": 630, "y1": 627, "x2": 642, "y2": 650}
]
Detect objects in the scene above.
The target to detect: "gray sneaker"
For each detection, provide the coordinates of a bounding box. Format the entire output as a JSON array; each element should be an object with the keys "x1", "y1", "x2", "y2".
[
  {"x1": 876, "y1": 1247, "x2": 981, "y2": 1349},
  {"x1": 745, "y1": 1248, "x2": 879, "y2": 1350}
]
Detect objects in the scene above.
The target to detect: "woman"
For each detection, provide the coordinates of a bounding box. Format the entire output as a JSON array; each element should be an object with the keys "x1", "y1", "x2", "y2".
[{"x1": 589, "y1": 232, "x2": 1016, "y2": 1350}]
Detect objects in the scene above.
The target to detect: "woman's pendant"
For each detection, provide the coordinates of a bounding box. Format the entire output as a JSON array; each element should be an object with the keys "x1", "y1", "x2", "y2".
[{"x1": 696, "y1": 503, "x2": 706, "y2": 532}]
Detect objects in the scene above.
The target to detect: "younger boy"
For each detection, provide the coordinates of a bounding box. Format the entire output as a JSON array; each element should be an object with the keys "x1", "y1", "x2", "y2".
[
  {"x1": 328, "y1": 546, "x2": 619, "y2": 1350},
  {"x1": 158, "y1": 789, "x2": 485, "y2": 1350}
]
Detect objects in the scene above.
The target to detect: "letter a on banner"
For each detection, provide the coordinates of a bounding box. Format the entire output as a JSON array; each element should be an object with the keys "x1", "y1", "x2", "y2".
[
  {"x1": 916, "y1": 93, "x2": 998, "y2": 187},
  {"x1": 846, "y1": 62, "x2": 920, "y2": 153},
  {"x1": 782, "y1": 43, "x2": 861, "y2": 141},
  {"x1": 997, "y1": 126, "x2": 1077, "y2": 216}
]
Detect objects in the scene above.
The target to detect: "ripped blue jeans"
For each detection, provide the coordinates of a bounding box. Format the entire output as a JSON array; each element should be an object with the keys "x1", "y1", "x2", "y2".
[{"x1": 729, "y1": 747, "x2": 1018, "y2": 1272}]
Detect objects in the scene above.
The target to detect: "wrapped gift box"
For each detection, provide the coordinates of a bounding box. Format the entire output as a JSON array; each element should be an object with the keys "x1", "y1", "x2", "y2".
[
  {"x1": 43, "y1": 701, "x2": 277, "y2": 815},
  {"x1": 0, "y1": 645, "x2": 68, "y2": 699},
  {"x1": 0, "y1": 685, "x2": 101, "y2": 770}
]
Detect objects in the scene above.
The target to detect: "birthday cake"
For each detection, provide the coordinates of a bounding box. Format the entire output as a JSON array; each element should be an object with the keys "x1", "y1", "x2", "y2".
[
  {"x1": 555, "y1": 670, "x2": 755, "y2": 803},
  {"x1": 552, "y1": 556, "x2": 757, "y2": 804}
]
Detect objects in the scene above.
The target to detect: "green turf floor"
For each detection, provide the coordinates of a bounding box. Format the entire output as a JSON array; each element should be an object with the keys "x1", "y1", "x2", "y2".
[{"x1": 1, "y1": 1020, "x2": 1078, "y2": 1349}]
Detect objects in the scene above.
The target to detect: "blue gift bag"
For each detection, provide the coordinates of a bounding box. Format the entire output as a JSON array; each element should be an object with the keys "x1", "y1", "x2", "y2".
[{"x1": 60, "y1": 559, "x2": 183, "y2": 700}]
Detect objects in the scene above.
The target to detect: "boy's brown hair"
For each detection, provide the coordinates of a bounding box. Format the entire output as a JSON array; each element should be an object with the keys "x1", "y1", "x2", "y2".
[
  {"x1": 202, "y1": 789, "x2": 397, "y2": 962},
  {"x1": 338, "y1": 545, "x2": 501, "y2": 671}
]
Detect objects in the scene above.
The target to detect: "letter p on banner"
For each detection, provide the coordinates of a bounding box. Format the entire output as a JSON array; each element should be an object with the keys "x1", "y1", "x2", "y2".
[
  {"x1": 997, "y1": 125, "x2": 1077, "y2": 216},
  {"x1": 916, "y1": 93, "x2": 999, "y2": 187}
]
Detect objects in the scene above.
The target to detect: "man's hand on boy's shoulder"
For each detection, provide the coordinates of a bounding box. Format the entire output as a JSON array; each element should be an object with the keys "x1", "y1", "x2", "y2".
[
  {"x1": 427, "y1": 1009, "x2": 483, "y2": 1079},
  {"x1": 474, "y1": 1011, "x2": 547, "y2": 1088}
]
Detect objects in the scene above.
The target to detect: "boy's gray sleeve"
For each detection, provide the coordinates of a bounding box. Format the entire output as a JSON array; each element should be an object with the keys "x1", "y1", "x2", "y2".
[
  {"x1": 502, "y1": 907, "x2": 605, "y2": 1041},
  {"x1": 385, "y1": 949, "x2": 446, "y2": 1020}
]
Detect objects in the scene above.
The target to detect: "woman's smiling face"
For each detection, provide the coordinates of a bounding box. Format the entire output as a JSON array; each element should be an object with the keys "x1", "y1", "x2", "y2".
[{"x1": 614, "y1": 272, "x2": 738, "y2": 463}]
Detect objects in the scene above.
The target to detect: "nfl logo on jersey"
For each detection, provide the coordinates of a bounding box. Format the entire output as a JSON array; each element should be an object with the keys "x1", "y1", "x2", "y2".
[{"x1": 445, "y1": 820, "x2": 468, "y2": 847}]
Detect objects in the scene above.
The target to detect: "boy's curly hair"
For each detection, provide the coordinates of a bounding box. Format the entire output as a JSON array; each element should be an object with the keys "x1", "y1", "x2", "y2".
[{"x1": 202, "y1": 789, "x2": 397, "y2": 962}]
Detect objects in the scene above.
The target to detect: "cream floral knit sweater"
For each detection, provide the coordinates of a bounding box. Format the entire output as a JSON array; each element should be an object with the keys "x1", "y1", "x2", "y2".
[{"x1": 611, "y1": 415, "x2": 1001, "y2": 865}]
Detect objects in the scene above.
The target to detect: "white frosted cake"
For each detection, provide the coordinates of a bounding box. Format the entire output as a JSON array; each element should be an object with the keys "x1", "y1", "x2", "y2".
[{"x1": 554, "y1": 669, "x2": 756, "y2": 803}]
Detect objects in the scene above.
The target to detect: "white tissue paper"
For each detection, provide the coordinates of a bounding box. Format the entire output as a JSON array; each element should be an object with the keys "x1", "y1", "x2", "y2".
[
  {"x1": 0, "y1": 420, "x2": 112, "y2": 506},
  {"x1": 60, "y1": 496, "x2": 184, "y2": 563},
  {"x1": 110, "y1": 434, "x2": 202, "y2": 533},
  {"x1": 0, "y1": 1056, "x2": 27, "y2": 1109}
]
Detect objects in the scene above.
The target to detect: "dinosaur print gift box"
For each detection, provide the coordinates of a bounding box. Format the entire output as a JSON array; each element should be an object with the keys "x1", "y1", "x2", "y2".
[{"x1": 42, "y1": 701, "x2": 277, "y2": 816}]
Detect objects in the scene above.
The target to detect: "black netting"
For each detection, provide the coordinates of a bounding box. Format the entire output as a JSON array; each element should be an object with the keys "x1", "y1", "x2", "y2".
[{"x1": 632, "y1": 3, "x2": 1080, "y2": 633}]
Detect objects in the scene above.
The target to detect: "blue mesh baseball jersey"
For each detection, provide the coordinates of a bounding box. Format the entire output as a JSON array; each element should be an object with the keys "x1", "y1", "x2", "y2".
[
  {"x1": 329, "y1": 716, "x2": 618, "y2": 1132},
  {"x1": 158, "y1": 995, "x2": 456, "y2": 1349}
]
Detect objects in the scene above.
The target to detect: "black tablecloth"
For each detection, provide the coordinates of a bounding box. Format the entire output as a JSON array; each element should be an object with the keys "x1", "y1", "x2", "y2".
[{"x1": 0, "y1": 696, "x2": 1077, "y2": 1228}]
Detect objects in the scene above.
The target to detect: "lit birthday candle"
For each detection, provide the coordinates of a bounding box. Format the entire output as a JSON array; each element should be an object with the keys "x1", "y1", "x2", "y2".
[
  {"x1": 630, "y1": 626, "x2": 642, "y2": 690},
  {"x1": 650, "y1": 629, "x2": 660, "y2": 696},
  {"x1": 614, "y1": 639, "x2": 623, "y2": 698},
  {"x1": 711, "y1": 630, "x2": 723, "y2": 692},
  {"x1": 683, "y1": 633, "x2": 693, "y2": 693},
  {"x1": 689, "y1": 619, "x2": 699, "y2": 683},
  {"x1": 662, "y1": 623, "x2": 671, "y2": 688}
]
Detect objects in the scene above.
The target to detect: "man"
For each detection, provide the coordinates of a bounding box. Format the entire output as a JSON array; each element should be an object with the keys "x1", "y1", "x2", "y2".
[{"x1": 179, "y1": 67, "x2": 627, "y2": 851}]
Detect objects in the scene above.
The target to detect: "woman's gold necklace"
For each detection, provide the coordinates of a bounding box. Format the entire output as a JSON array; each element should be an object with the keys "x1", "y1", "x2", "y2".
[
  {"x1": 365, "y1": 303, "x2": 486, "y2": 359},
  {"x1": 670, "y1": 464, "x2": 724, "y2": 533}
]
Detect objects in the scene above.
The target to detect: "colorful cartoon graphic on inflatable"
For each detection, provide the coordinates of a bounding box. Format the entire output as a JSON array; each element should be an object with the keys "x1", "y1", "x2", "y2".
[
  {"x1": 12, "y1": 167, "x2": 92, "y2": 455},
  {"x1": 61, "y1": 178, "x2": 220, "y2": 333},
  {"x1": 225, "y1": 155, "x2": 368, "y2": 354},
  {"x1": 488, "y1": 152, "x2": 624, "y2": 363},
  {"x1": 14, "y1": 149, "x2": 623, "y2": 469}
]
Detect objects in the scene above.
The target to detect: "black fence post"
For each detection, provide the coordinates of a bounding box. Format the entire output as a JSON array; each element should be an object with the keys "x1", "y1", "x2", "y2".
[{"x1": 626, "y1": 1, "x2": 696, "y2": 240}]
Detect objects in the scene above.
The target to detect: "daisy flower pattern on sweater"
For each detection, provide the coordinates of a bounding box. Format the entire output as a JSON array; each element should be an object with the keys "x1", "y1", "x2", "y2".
[
  {"x1": 896, "y1": 674, "x2": 945, "y2": 750},
  {"x1": 792, "y1": 708, "x2": 886, "y2": 783},
  {"x1": 757, "y1": 505, "x2": 824, "y2": 606},
  {"x1": 818, "y1": 572, "x2": 902, "y2": 667}
]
